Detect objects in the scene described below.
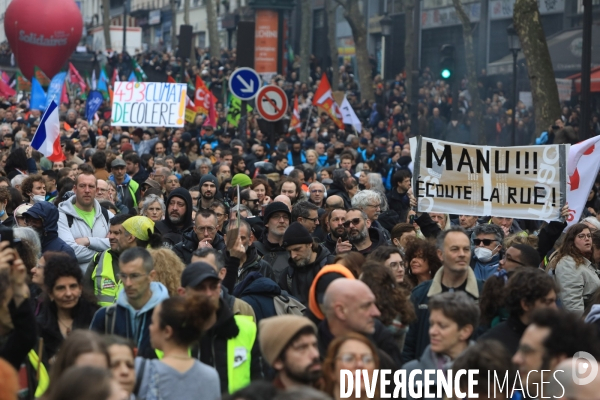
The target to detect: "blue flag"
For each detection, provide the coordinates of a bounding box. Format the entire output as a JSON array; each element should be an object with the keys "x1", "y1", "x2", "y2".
[
  {"x1": 30, "y1": 77, "x2": 47, "y2": 111},
  {"x1": 45, "y1": 72, "x2": 67, "y2": 109},
  {"x1": 98, "y1": 69, "x2": 108, "y2": 93},
  {"x1": 128, "y1": 71, "x2": 136, "y2": 82},
  {"x1": 85, "y1": 90, "x2": 104, "y2": 123}
]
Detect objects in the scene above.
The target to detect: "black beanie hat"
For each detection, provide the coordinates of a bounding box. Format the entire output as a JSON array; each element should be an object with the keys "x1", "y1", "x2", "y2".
[
  {"x1": 263, "y1": 201, "x2": 291, "y2": 224},
  {"x1": 282, "y1": 222, "x2": 313, "y2": 248},
  {"x1": 200, "y1": 174, "x2": 219, "y2": 187}
]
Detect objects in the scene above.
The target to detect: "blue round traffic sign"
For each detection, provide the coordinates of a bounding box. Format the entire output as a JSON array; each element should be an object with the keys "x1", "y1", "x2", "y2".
[{"x1": 229, "y1": 67, "x2": 262, "y2": 101}]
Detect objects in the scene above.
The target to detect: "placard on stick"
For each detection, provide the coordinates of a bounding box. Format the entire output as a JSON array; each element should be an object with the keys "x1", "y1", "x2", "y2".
[{"x1": 111, "y1": 81, "x2": 187, "y2": 127}]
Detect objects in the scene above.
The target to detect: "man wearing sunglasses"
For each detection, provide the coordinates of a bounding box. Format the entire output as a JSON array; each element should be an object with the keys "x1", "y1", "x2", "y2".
[
  {"x1": 339, "y1": 208, "x2": 389, "y2": 256},
  {"x1": 471, "y1": 224, "x2": 504, "y2": 280}
]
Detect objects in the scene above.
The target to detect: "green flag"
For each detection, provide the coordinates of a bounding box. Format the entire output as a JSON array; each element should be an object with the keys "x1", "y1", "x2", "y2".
[
  {"x1": 227, "y1": 95, "x2": 253, "y2": 128},
  {"x1": 132, "y1": 58, "x2": 147, "y2": 81}
]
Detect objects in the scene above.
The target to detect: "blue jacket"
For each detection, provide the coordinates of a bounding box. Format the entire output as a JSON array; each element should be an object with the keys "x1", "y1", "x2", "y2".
[
  {"x1": 287, "y1": 150, "x2": 306, "y2": 167},
  {"x1": 233, "y1": 273, "x2": 281, "y2": 324},
  {"x1": 89, "y1": 282, "x2": 169, "y2": 358},
  {"x1": 23, "y1": 202, "x2": 76, "y2": 260}
]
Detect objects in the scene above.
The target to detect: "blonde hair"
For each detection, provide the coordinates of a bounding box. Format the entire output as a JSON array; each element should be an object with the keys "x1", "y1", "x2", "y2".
[{"x1": 148, "y1": 248, "x2": 185, "y2": 296}]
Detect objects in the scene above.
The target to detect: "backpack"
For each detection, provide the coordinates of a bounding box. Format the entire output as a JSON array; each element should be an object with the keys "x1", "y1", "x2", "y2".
[
  {"x1": 66, "y1": 206, "x2": 110, "y2": 228},
  {"x1": 273, "y1": 293, "x2": 306, "y2": 316}
]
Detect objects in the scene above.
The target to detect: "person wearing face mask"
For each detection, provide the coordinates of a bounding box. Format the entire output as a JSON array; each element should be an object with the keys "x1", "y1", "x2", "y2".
[
  {"x1": 471, "y1": 224, "x2": 504, "y2": 281},
  {"x1": 21, "y1": 174, "x2": 47, "y2": 204},
  {"x1": 0, "y1": 187, "x2": 14, "y2": 227},
  {"x1": 23, "y1": 202, "x2": 76, "y2": 260}
]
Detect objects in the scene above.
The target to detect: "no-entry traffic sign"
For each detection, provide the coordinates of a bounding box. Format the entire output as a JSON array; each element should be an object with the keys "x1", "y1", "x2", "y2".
[{"x1": 255, "y1": 85, "x2": 288, "y2": 122}]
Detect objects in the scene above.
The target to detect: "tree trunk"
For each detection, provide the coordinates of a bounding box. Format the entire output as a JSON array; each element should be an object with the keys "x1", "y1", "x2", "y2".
[
  {"x1": 451, "y1": 0, "x2": 485, "y2": 144},
  {"x1": 171, "y1": 0, "x2": 178, "y2": 52},
  {"x1": 404, "y1": 0, "x2": 414, "y2": 113},
  {"x1": 299, "y1": 0, "x2": 312, "y2": 84},
  {"x1": 206, "y1": 0, "x2": 220, "y2": 58},
  {"x1": 335, "y1": 0, "x2": 374, "y2": 102},
  {"x1": 325, "y1": 0, "x2": 339, "y2": 89},
  {"x1": 102, "y1": 0, "x2": 112, "y2": 50},
  {"x1": 513, "y1": 0, "x2": 561, "y2": 135}
]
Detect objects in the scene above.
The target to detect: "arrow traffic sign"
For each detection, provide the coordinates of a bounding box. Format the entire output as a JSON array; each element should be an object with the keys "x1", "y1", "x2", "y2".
[
  {"x1": 255, "y1": 85, "x2": 288, "y2": 122},
  {"x1": 229, "y1": 67, "x2": 261, "y2": 101}
]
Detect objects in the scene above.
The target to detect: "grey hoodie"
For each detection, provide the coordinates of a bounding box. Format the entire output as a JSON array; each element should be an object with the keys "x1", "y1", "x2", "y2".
[{"x1": 58, "y1": 195, "x2": 113, "y2": 271}]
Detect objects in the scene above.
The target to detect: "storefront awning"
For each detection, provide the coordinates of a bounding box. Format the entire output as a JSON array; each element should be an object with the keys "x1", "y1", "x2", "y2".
[{"x1": 567, "y1": 66, "x2": 600, "y2": 93}]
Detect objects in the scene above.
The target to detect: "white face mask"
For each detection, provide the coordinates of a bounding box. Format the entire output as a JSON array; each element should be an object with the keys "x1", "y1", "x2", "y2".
[
  {"x1": 474, "y1": 245, "x2": 499, "y2": 263},
  {"x1": 32, "y1": 195, "x2": 46, "y2": 204}
]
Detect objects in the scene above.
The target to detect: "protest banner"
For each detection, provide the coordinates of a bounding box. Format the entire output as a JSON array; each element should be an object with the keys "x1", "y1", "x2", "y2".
[
  {"x1": 111, "y1": 81, "x2": 187, "y2": 127},
  {"x1": 412, "y1": 136, "x2": 568, "y2": 221}
]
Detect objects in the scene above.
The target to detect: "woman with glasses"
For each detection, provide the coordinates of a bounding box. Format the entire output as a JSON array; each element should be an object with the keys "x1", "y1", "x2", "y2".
[
  {"x1": 36, "y1": 253, "x2": 99, "y2": 361},
  {"x1": 551, "y1": 223, "x2": 599, "y2": 316},
  {"x1": 360, "y1": 261, "x2": 416, "y2": 351},
  {"x1": 323, "y1": 332, "x2": 380, "y2": 400},
  {"x1": 367, "y1": 246, "x2": 408, "y2": 287},
  {"x1": 404, "y1": 239, "x2": 442, "y2": 288}
]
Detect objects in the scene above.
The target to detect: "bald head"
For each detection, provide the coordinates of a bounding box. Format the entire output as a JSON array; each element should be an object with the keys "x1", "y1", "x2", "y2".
[
  {"x1": 325, "y1": 195, "x2": 344, "y2": 209},
  {"x1": 323, "y1": 278, "x2": 380, "y2": 335},
  {"x1": 550, "y1": 358, "x2": 600, "y2": 399},
  {"x1": 273, "y1": 195, "x2": 292, "y2": 211}
]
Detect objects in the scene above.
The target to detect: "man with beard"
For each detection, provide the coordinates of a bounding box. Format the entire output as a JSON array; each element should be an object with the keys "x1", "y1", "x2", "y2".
[
  {"x1": 338, "y1": 209, "x2": 388, "y2": 256},
  {"x1": 198, "y1": 175, "x2": 218, "y2": 210},
  {"x1": 351, "y1": 190, "x2": 390, "y2": 241},
  {"x1": 327, "y1": 169, "x2": 353, "y2": 209},
  {"x1": 253, "y1": 202, "x2": 291, "y2": 281},
  {"x1": 291, "y1": 201, "x2": 320, "y2": 234},
  {"x1": 172, "y1": 210, "x2": 226, "y2": 264},
  {"x1": 246, "y1": 144, "x2": 266, "y2": 176},
  {"x1": 278, "y1": 178, "x2": 301, "y2": 206},
  {"x1": 240, "y1": 189, "x2": 260, "y2": 215},
  {"x1": 201, "y1": 142, "x2": 217, "y2": 164},
  {"x1": 179, "y1": 262, "x2": 263, "y2": 394},
  {"x1": 279, "y1": 222, "x2": 332, "y2": 305},
  {"x1": 287, "y1": 140, "x2": 306, "y2": 167},
  {"x1": 155, "y1": 187, "x2": 194, "y2": 247},
  {"x1": 259, "y1": 315, "x2": 322, "y2": 390},
  {"x1": 322, "y1": 208, "x2": 347, "y2": 254},
  {"x1": 231, "y1": 155, "x2": 247, "y2": 175}
]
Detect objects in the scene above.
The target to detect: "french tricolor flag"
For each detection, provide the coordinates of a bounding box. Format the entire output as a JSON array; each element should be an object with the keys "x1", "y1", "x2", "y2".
[{"x1": 31, "y1": 101, "x2": 66, "y2": 162}]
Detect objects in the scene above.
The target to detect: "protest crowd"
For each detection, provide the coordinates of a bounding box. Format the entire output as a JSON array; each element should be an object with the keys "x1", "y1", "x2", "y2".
[{"x1": 1, "y1": 46, "x2": 600, "y2": 400}]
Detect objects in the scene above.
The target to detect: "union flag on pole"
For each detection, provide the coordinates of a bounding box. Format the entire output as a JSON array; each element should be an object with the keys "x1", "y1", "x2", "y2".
[
  {"x1": 290, "y1": 95, "x2": 301, "y2": 133},
  {"x1": 313, "y1": 73, "x2": 344, "y2": 129},
  {"x1": 195, "y1": 75, "x2": 217, "y2": 116}
]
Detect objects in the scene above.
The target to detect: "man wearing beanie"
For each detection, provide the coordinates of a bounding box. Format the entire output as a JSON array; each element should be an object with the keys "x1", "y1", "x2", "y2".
[
  {"x1": 253, "y1": 202, "x2": 291, "y2": 281},
  {"x1": 259, "y1": 315, "x2": 322, "y2": 390},
  {"x1": 199, "y1": 174, "x2": 219, "y2": 211},
  {"x1": 278, "y1": 222, "x2": 333, "y2": 306}
]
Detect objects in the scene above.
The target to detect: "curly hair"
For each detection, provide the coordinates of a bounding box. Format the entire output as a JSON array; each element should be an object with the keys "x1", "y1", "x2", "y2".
[
  {"x1": 359, "y1": 261, "x2": 416, "y2": 326},
  {"x1": 43, "y1": 252, "x2": 83, "y2": 290},
  {"x1": 504, "y1": 267, "x2": 558, "y2": 318},
  {"x1": 251, "y1": 178, "x2": 272, "y2": 198},
  {"x1": 479, "y1": 270, "x2": 515, "y2": 326},
  {"x1": 404, "y1": 238, "x2": 442, "y2": 287},
  {"x1": 21, "y1": 174, "x2": 44, "y2": 201},
  {"x1": 503, "y1": 232, "x2": 539, "y2": 249},
  {"x1": 555, "y1": 223, "x2": 591, "y2": 265},
  {"x1": 148, "y1": 248, "x2": 185, "y2": 297}
]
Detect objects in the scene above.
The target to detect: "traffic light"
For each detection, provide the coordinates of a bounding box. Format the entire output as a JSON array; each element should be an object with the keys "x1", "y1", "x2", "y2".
[{"x1": 439, "y1": 44, "x2": 455, "y2": 81}]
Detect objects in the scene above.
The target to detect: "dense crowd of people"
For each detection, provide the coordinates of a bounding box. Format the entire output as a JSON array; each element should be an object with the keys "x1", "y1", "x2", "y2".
[{"x1": 0, "y1": 47, "x2": 599, "y2": 400}]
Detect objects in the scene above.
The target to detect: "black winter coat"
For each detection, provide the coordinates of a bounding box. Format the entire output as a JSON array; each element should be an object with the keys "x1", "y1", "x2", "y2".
[
  {"x1": 278, "y1": 245, "x2": 332, "y2": 306},
  {"x1": 172, "y1": 228, "x2": 226, "y2": 265},
  {"x1": 221, "y1": 245, "x2": 276, "y2": 293}
]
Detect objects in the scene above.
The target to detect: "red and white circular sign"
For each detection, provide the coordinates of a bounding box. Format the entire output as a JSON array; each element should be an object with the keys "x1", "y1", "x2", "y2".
[{"x1": 255, "y1": 85, "x2": 288, "y2": 122}]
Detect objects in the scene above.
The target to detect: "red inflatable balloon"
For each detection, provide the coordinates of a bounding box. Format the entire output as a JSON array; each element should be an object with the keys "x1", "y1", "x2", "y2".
[{"x1": 4, "y1": 0, "x2": 83, "y2": 81}]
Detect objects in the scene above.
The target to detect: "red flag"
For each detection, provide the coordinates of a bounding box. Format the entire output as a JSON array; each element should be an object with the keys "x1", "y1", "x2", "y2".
[
  {"x1": 313, "y1": 73, "x2": 344, "y2": 129},
  {"x1": 0, "y1": 79, "x2": 16, "y2": 98},
  {"x1": 111, "y1": 68, "x2": 119, "y2": 87},
  {"x1": 203, "y1": 90, "x2": 217, "y2": 128},
  {"x1": 185, "y1": 94, "x2": 196, "y2": 123},
  {"x1": 60, "y1": 81, "x2": 69, "y2": 104},
  {"x1": 195, "y1": 75, "x2": 217, "y2": 116},
  {"x1": 68, "y1": 63, "x2": 86, "y2": 92},
  {"x1": 167, "y1": 75, "x2": 176, "y2": 84},
  {"x1": 290, "y1": 95, "x2": 301, "y2": 134}
]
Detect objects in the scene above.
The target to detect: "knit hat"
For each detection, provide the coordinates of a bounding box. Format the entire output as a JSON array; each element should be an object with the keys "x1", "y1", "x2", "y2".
[
  {"x1": 259, "y1": 316, "x2": 317, "y2": 366},
  {"x1": 200, "y1": 174, "x2": 218, "y2": 187},
  {"x1": 121, "y1": 143, "x2": 133, "y2": 152},
  {"x1": 263, "y1": 202, "x2": 291, "y2": 224},
  {"x1": 282, "y1": 222, "x2": 313, "y2": 248},
  {"x1": 308, "y1": 264, "x2": 356, "y2": 320},
  {"x1": 122, "y1": 216, "x2": 155, "y2": 242},
  {"x1": 231, "y1": 173, "x2": 253, "y2": 188}
]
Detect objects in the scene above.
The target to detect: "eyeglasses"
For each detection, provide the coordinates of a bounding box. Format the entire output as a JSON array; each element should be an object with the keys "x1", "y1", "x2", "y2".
[
  {"x1": 473, "y1": 239, "x2": 497, "y2": 246},
  {"x1": 503, "y1": 254, "x2": 525, "y2": 266},
  {"x1": 343, "y1": 218, "x2": 363, "y2": 228},
  {"x1": 311, "y1": 190, "x2": 324, "y2": 194},
  {"x1": 117, "y1": 273, "x2": 147, "y2": 282},
  {"x1": 302, "y1": 217, "x2": 319, "y2": 224},
  {"x1": 337, "y1": 354, "x2": 375, "y2": 365},
  {"x1": 214, "y1": 212, "x2": 226, "y2": 218},
  {"x1": 577, "y1": 233, "x2": 592, "y2": 240},
  {"x1": 388, "y1": 261, "x2": 405, "y2": 270},
  {"x1": 97, "y1": 188, "x2": 108, "y2": 193},
  {"x1": 366, "y1": 203, "x2": 381, "y2": 209},
  {"x1": 246, "y1": 199, "x2": 259, "y2": 203}
]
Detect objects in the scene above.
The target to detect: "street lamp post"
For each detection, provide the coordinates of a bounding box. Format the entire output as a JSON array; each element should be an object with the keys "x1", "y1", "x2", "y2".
[
  {"x1": 507, "y1": 24, "x2": 521, "y2": 146},
  {"x1": 380, "y1": 14, "x2": 393, "y2": 81}
]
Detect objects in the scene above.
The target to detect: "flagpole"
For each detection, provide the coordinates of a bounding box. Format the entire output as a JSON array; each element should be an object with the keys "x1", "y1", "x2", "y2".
[{"x1": 304, "y1": 105, "x2": 313, "y2": 133}]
